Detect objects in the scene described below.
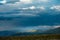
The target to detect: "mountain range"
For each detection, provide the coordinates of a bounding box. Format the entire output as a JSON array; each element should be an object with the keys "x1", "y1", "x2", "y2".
[
  {"x1": 13, "y1": 27, "x2": 60, "y2": 36},
  {"x1": 0, "y1": 27, "x2": 60, "y2": 36}
]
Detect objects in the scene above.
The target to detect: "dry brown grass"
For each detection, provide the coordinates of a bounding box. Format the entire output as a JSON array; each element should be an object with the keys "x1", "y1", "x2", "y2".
[{"x1": 0, "y1": 34, "x2": 60, "y2": 40}]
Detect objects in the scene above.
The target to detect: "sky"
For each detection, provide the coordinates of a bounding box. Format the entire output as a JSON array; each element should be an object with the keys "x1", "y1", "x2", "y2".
[{"x1": 0, "y1": 0, "x2": 60, "y2": 32}]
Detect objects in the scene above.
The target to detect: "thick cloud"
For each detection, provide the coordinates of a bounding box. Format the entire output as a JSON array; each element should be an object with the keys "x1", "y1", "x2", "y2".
[
  {"x1": 0, "y1": 0, "x2": 60, "y2": 32},
  {"x1": 50, "y1": 5, "x2": 60, "y2": 11},
  {"x1": 0, "y1": 0, "x2": 60, "y2": 12},
  {"x1": 7, "y1": 0, "x2": 19, "y2": 3}
]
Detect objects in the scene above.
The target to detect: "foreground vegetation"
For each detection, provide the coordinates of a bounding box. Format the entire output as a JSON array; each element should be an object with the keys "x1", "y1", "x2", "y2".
[{"x1": 0, "y1": 34, "x2": 60, "y2": 40}]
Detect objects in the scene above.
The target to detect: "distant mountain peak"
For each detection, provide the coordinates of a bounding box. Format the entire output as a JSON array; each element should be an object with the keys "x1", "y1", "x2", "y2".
[{"x1": 43, "y1": 27, "x2": 60, "y2": 34}]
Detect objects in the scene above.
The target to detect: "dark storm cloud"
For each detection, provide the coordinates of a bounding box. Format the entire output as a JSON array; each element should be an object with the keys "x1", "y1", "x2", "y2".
[
  {"x1": 6, "y1": 0, "x2": 19, "y2": 3},
  {"x1": 0, "y1": 10, "x2": 60, "y2": 27},
  {"x1": 0, "y1": 0, "x2": 60, "y2": 31}
]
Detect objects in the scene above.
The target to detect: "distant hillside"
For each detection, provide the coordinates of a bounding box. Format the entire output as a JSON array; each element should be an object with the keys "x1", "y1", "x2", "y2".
[
  {"x1": 0, "y1": 31, "x2": 16, "y2": 36},
  {"x1": 43, "y1": 27, "x2": 60, "y2": 34},
  {"x1": 12, "y1": 27, "x2": 60, "y2": 36},
  {"x1": 0, "y1": 27, "x2": 60, "y2": 36}
]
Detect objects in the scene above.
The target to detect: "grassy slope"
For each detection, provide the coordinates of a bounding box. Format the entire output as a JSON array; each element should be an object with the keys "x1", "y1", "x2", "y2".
[{"x1": 0, "y1": 34, "x2": 60, "y2": 40}]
